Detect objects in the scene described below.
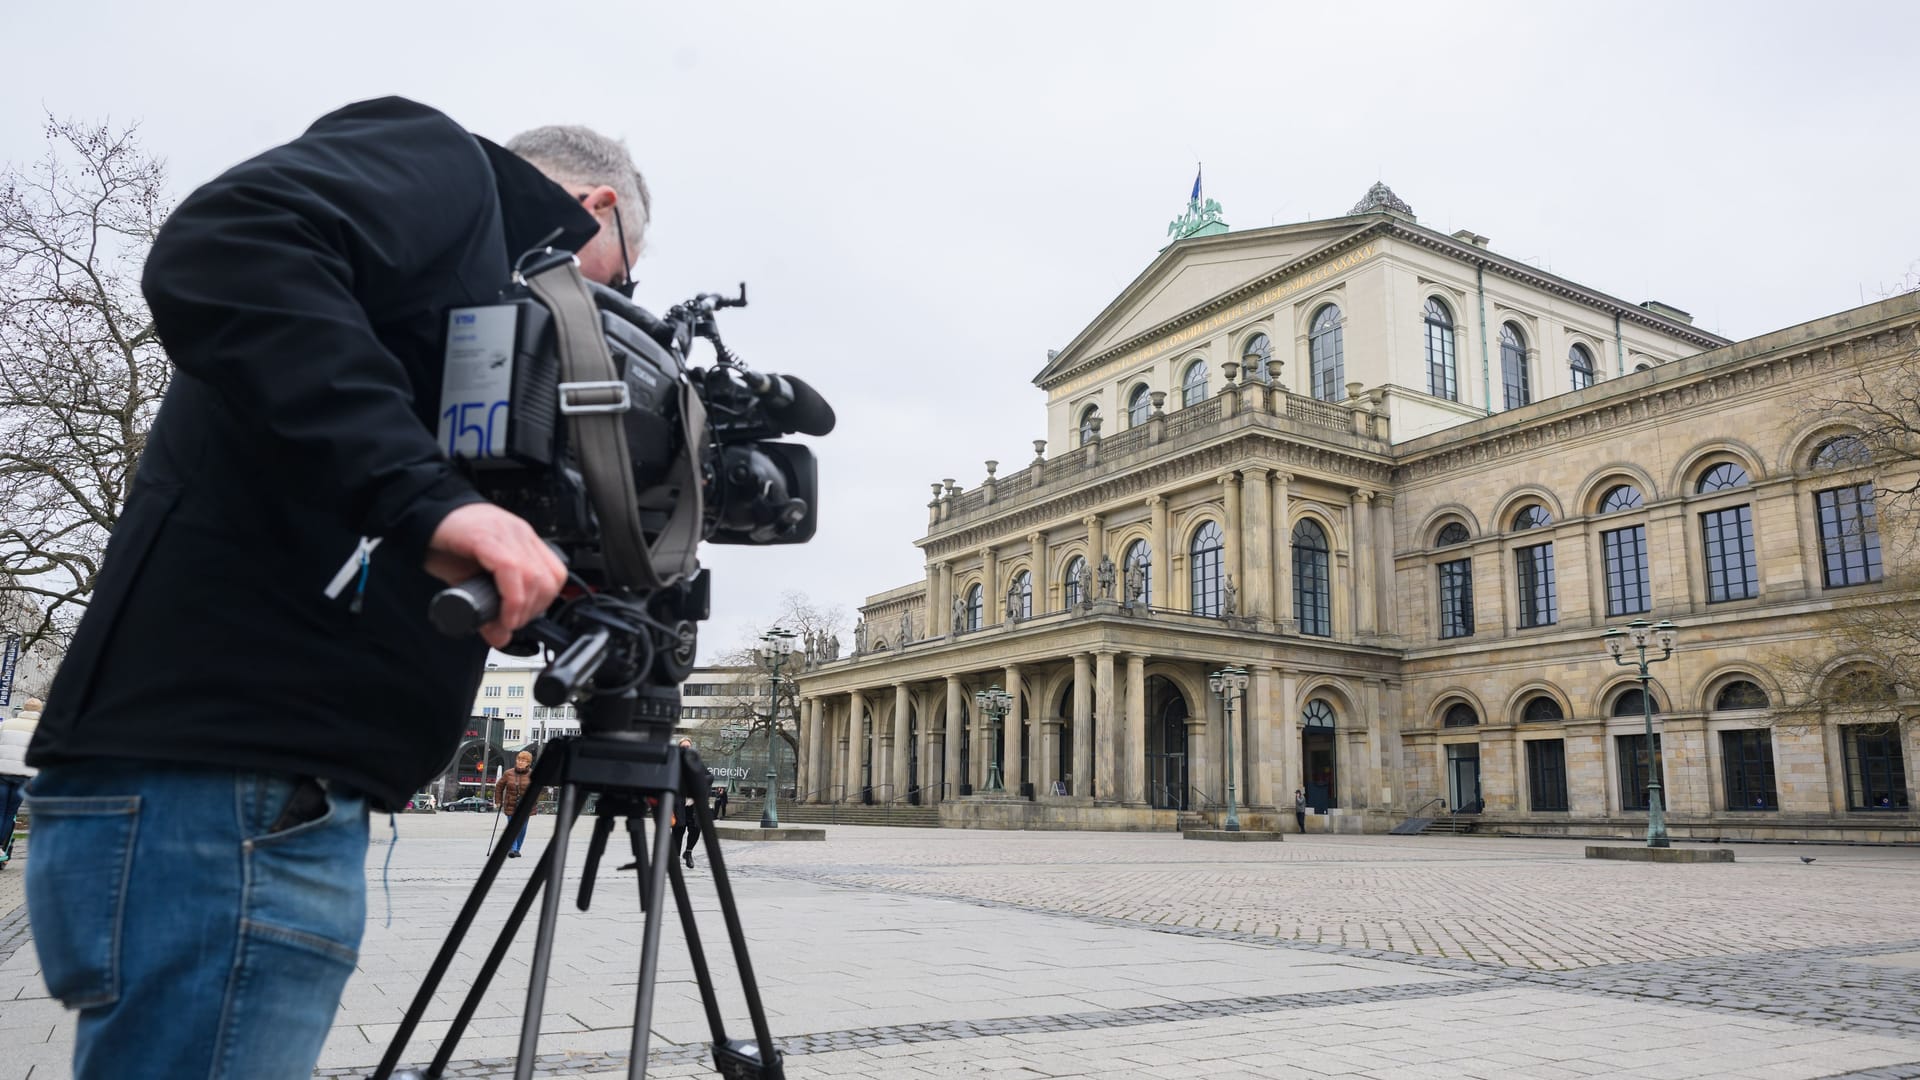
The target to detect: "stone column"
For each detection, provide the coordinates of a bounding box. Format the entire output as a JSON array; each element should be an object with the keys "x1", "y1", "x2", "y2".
[
  {"x1": 1072, "y1": 653, "x2": 1093, "y2": 797},
  {"x1": 1241, "y1": 467, "x2": 1273, "y2": 620},
  {"x1": 982, "y1": 547, "x2": 999, "y2": 617},
  {"x1": 1148, "y1": 495, "x2": 1170, "y2": 608},
  {"x1": 1351, "y1": 489, "x2": 1377, "y2": 635},
  {"x1": 1095, "y1": 651, "x2": 1118, "y2": 802},
  {"x1": 1125, "y1": 653, "x2": 1147, "y2": 805},
  {"x1": 1191, "y1": 694, "x2": 1215, "y2": 810},
  {"x1": 925, "y1": 565, "x2": 940, "y2": 638},
  {"x1": 936, "y1": 557, "x2": 952, "y2": 634},
  {"x1": 822, "y1": 706, "x2": 839, "y2": 800},
  {"x1": 893, "y1": 683, "x2": 912, "y2": 805},
  {"x1": 1373, "y1": 495, "x2": 1396, "y2": 636},
  {"x1": 1220, "y1": 474, "x2": 1243, "y2": 595},
  {"x1": 945, "y1": 676, "x2": 964, "y2": 798},
  {"x1": 1250, "y1": 667, "x2": 1276, "y2": 807},
  {"x1": 1383, "y1": 680, "x2": 1404, "y2": 812},
  {"x1": 1278, "y1": 669, "x2": 1300, "y2": 801},
  {"x1": 802, "y1": 698, "x2": 820, "y2": 802},
  {"x1": 1364, "y1": 678, "x2": 1385, "y2": 811},
  {"x1": 1038, "y1": 719, "x2": 1060, "y2": 796},
  {"x1": 1084, "y1": 513, "x2": 1104, "y2": 572},
  {"x1": 845, "y1": 691, "x2": 865, "y2": 803},
  {"x1": 1274, "y1": 472, "x2": 1294, "y2": 630},
  {"x1": 1028, "y1": 531, "x2": 1048, "y2": 616},
  {"x1": 1004, "y1": 664, "x2": 1024, "y2": 794}
]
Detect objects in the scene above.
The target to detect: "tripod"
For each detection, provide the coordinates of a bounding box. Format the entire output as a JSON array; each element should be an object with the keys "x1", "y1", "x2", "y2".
[{"x1": 370, "y1": 686, "x2": 784, "y2": 1080}]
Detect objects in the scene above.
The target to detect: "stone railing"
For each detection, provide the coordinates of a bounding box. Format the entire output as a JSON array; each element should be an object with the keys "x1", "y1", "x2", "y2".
[
  {"x1": 1165, "y1": 397, "x2": 1223, "y2": 439},
  {"x1": 1287, "y1": 394, "x2": 1351, "y2": 431}
]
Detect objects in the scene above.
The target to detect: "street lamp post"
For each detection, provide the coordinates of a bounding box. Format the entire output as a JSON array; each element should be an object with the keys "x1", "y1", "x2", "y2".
[
  {"x1": 757, "y1": 628, "x2": 797, "y2": 829},
  {"x1": 1603, "y1": 618, "x2": 1678, "y2": 849},
  {"x1": 1208, "y1": 666, "x2": 1250, "y2": 831},
  {"x1": 973, "y1": 685, "x2": 1011, "y2": 793}
]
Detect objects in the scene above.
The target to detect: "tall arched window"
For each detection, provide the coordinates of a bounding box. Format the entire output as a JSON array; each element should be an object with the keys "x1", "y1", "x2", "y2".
[
  {"x1": 1126, "y1": 384, "x2": 1152, "y2": 427},
  {"x1": 1697, "y1": 462, "x2": 1750, "y2": 492},
  {"x1": 1442, "y1": 703, "x2": 1480, "y2": 727},
  {"x1": 1522, "y1": 696, "x2": 1565, "y2": 722},
  {"x1": 1123, "y1": 539, "x2": 1152, "y2": 604},
  {"x1": 1078, "y1": 405, "x2": 1099, "y2": 447},
  {"x1": 1436, "y1": 521, "x2": 1472, "y2": 547},
  {"x1": 1600, "y1": 484, "x2": 1643, "y2": 513},
  {"x1": 1189, "y1": 521, "x2": 1224, "y2": 615},
  {"x1": 1569, "y1": 344, "x2": 1596, "y2": 391},
  {"x1": 1714, "y1": 681, "x2": 1770, "y2": 711},
  {"x1": 964, "y1": 583, "x2": 983, "y2": 631},
  {"x1": 1242, "y1": 333, "x2": 1272, "y2": 384},
  {"x1": 1012, "y1": 570, "x2": 1032, "y2": 619},
  {"x1": 1181, "y1": 360, "x2": 1208, "y2": 407},
  {"x1": 1292, "y1": 519, "x2": 1331, "y2": 636},
  {"x1": 1813, "y1": 435, "x2": 1871, "y2": 469},
  {"x1": 1501, "y1": 322, "x2": 1531, "y2": 408},
  {"x1": 1424, "y1": 297, "x2": 1456, "y2": 401},
  {"x1": 1063, "y1": 556, "x2": 1087, "y2": 607},
  {"x1": 1309, "y1": 304, "x2": 1345, "y2": 402}
]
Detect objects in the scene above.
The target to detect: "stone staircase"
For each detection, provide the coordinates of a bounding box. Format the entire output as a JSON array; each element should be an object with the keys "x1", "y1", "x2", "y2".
[
  {"x1": 769, "y1": 802, "x2": 944, "y2": 828},
  {"x1": 1391, "y1": 815, "x2": 1479, "y2": 836},
  {"x1": 1176, "y1": 810, "x2": 1210, "y2": 833}
]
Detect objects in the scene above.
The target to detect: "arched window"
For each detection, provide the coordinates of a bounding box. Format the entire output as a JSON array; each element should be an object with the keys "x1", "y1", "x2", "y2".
[
  {"x1": 1189, "y1": 521, "x2": 1224, "y2": 615},
  {"x1": 1124, "y1": 539, "x2": 1152, "y2": 605},
  {"x1": 1442, "y1": 703, "x2": 1479, "y2": 727},
  {"x1": 1012, "y1": 570, "x2": 1032, "y2": 620},
  {"x1": 1126, "y1": 383, "x2": 1152, "y2": 427},
  {"x1": 1181, "y1": 360, "x2": 1208, "y2": 407},
  {"x1": 1302, "y1": 699, "x2": 1336, "y2": 729},
  {"x1": 1512, "y1": 505, "x2": 1553, "y2": 531},
  {"x1": 964, "y1": 583, "x2": 983, "y2": 631},
  {"x1": 1309, "y1": 304, "x2": 1345, "y2": 402},
  {"x1": 1569, "y1": 344, "x2": 1596, "y2": 391},
  {"x1": 1714, "y1": 681, "x2": 1770, "y2": 711},
  {"x1": 1424, "y1": 297, "x2": 1457, "y2": 401},
  {"x1": 1500, "y1": 322, "x2": 1531, "y2": 408},
  {"x1": 1522, "y1": 696, "x2": 1565, "y2": 722},
  {"x1": 1292, "y1": 519, "x2": 1331, "y2": 636},
  {"x1": 1435, "y1": 521, "x2": 1472, "y2": 547},
  {"x1": 1078, "y1": 405, "x2": 1100, "y2": 447},
  {"x1": 1813, "y1": 435, "x2": 1871, "y2": 469},
  {"x1": 1241, "y1": 333, "x2": 1272, "y2": 384},
  {"x1": 1634, "y1": 362, "x2": 1652, "y2": 372},
  {"x1": 1600, "y1": 485, "x2": 1643, "y2": 513},
  {"x1": 1829, "y1": 666, "x2": 1896, "y2": 704},
  {"x1": 1697, "y1": 462, "x2": 1750, "y2": 493},
  {"x1": 1063, "y1": 556, "x2": 1087, "y2": 607},
  {"x1": 1611, "y1": 688, "x2": 1660, "y2": 716}
]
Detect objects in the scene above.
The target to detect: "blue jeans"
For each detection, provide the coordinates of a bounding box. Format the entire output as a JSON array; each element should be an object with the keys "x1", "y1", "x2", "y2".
[
  {"x1": 26, "y1": 762, "x2": 369, "y2": 1079},
  {"x1": 509, "y1": 816, "x2": 529, "y2": 854},
  {"x1": 0, "y1": 774, "x2": 25, "y2": 861}
]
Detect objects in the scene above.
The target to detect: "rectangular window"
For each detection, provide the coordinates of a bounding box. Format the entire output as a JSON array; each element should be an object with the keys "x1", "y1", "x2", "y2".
[
  {"x1": 483, "y1": 685, "x2": 502, "y2": 698},
  {"x1": 1701, "y1": 505, "x2": 1758, "y2": 602},
  {"x1": 1844, "y1": 725, "x2": 1909, "y2": 810},
  {"x1": 1601, "y1": 525, "x2": 1651, "y2": 616},
  {"x1": 1817, "y1": 483, "x2": 1883, "y2": 588},
  {"x1": 507, "y1": 685, "x2": 525, "y2": 698},
  {"x1": 1437, "y1": 558, "x2": 1474, "y2": 639},
  {"x1": 504, "y1": 728, "x2": 520, "y2": 742},
  {"x1": 1526, "y1": 739, "x2": 1569, "y2": 811},
  {"x1": 1720, "y1": 729, "x2": 1778, "y2": 810},
  {"x1": 1616, "y1": 733, "x2": 1664, "y2": 811},
  {"x1": 481, "y1": 706, "x2": 500, "y2": 718},
  {"x1": 1514, "y1": 542, "x2": 1557, "y2": 628}
]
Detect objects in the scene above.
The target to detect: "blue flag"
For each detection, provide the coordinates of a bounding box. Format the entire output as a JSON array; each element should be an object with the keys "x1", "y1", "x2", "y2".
[{"x1": 1190, "y1": 164, "x2": 1202, "y2": 202}]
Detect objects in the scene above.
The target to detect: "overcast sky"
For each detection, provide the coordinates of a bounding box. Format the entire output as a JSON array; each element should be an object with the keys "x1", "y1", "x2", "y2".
[{"x1": 6, "y1": 1, "x2": 1916, "y2": 661}]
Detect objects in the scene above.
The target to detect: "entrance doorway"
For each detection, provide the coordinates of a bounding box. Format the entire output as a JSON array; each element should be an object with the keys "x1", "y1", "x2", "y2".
[
  {"x1": 1146, "y1": 677, "x2": 1189, "y2": 810},
  {"x1": 1447, "y1": 743, "x2": 1482, "y2": 813},
  {"x1": 1301, "y1": 699, "x2": 1337, "y2": 812}
]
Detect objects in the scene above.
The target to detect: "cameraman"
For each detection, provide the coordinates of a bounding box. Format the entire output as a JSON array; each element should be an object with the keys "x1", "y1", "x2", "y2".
[{"x1": 23, "y1": 99, "x2": 650, "y2": 1079}]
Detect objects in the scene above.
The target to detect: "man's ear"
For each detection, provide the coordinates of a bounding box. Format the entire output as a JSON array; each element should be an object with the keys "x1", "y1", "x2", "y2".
[{"x1": 584, "y1": 184, "x2": 619, "y2": 213}]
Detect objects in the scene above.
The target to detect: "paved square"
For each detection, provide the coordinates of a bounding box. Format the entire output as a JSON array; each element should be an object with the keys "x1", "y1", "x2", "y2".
[{"x1": 3, "y1": 820, "x2": 1919, "y2": 1079}]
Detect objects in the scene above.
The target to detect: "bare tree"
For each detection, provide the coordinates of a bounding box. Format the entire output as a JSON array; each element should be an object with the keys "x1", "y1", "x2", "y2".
[
  {"x1": 691, "y1": 592, "x2": 849, "y2": 794},
  {"x1": 0, "y1": 116, "x2": 170, "y2": 650}
]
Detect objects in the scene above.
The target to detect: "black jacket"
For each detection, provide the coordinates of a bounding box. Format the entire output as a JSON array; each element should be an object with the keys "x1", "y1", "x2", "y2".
[{"x1": 29, "y1": 98, "x2": 599, "y2": 809}]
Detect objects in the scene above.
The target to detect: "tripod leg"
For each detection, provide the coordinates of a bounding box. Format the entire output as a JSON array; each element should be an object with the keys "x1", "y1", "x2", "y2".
[
  {"x1": 693, "y1": 797, "x2": 783, "y2": 1064},
  {"x1": 372, "y1": 756, "x2": 555, "y2": 1080},
  {"x1": 626, "y1": 794, "x2": 678, "y2": 1078},
  {"x1": 514, "y1": 780, "x2": 582, "y2": 1080},
  {"x1": 579, "y1": 812, "x2": 616, "y2": 911},
  {"x1": 624, "y1": 814, "x2": 651, "y2": 912},
  {"x1": 663, "y1": 830, "x2": 728, "y2": 1044},
  {"x1": 426, "y1": 846, "x2": 556, "y2": 1077}
]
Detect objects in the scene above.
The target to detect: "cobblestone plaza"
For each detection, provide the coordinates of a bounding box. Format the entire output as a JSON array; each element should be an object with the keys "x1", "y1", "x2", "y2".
[{"x1": 4, "y1": 818, "x2": 1919, "y2": 1079}]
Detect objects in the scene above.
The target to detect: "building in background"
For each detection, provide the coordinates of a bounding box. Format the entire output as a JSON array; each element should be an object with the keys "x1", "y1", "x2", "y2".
[{"x1": 792, "y1": 184, "x2": 1920, "y2": 842}]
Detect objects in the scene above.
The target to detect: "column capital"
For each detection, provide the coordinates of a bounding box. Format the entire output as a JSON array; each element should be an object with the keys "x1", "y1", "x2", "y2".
[
  {"x1": 1026, "y1": 531, "x2": 1043, "y2": 546},
  {"x1": 1240, "y1": 466, "x2": 1271, "y2": 483},
  {"x1": 1372, "y1": 491, "x2": 1395, "y2": 506},
  {"x1": 1351, "y1": 488, "x2": 1375, "y2": 504},
  {"x1": 1217, "y1": 473, "x2": 1239, "y2": 489},
  {"x1": 1082, "y1": 513, "x2": 1102, "y2": 527},
  {"x1": 1273, "y1": 471, "x2": 1294, "y2": 486},
  {"x1": 981, "y1": 545, "x2": 998, "y2": 558},
  {"x1": 1145, "y1": 494, "x2": 1164, "y2": 508}
]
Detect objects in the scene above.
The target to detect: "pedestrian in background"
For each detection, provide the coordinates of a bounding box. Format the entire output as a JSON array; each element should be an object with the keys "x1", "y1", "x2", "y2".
[
  {"x1": 672, "y1": 738, "x2": 701, "y2": 869},
  {"x1": 713, "y1": 786, "x2": 729, "y2": 820},
  {"x1": 494, "y1": 751, "x2": 541, "y2": 859},
  {"x1": 0, "y1": 698, "x2": 39, "y2": 868},
  {"x1": 1293, "y1": 789, "x2": 1307, "y2": 835}
]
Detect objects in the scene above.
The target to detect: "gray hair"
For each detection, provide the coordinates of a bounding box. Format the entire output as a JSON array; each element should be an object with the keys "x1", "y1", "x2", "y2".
[{"x1": 506, "y1": 125, "x2": 651, "y2": 255}]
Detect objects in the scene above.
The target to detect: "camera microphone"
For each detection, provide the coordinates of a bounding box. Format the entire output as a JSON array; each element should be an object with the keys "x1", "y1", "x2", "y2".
[{"x1": 738, "y1": 371, "x2": 835, "y2": 436}]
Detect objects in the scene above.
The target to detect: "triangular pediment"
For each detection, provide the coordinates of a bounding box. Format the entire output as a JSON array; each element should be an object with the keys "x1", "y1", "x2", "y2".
[{"x1": 1035, "y1": 219, "x2": 1382, "y2": 388}]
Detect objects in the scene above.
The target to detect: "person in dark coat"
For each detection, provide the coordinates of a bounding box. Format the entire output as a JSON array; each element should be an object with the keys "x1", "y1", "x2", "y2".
[
  {"x1": 22, "y1": 97, "x2": 650, "y2": 1080},
  {"x1": 495, "y1": 751, "x2": 545, "y2": 858}
]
